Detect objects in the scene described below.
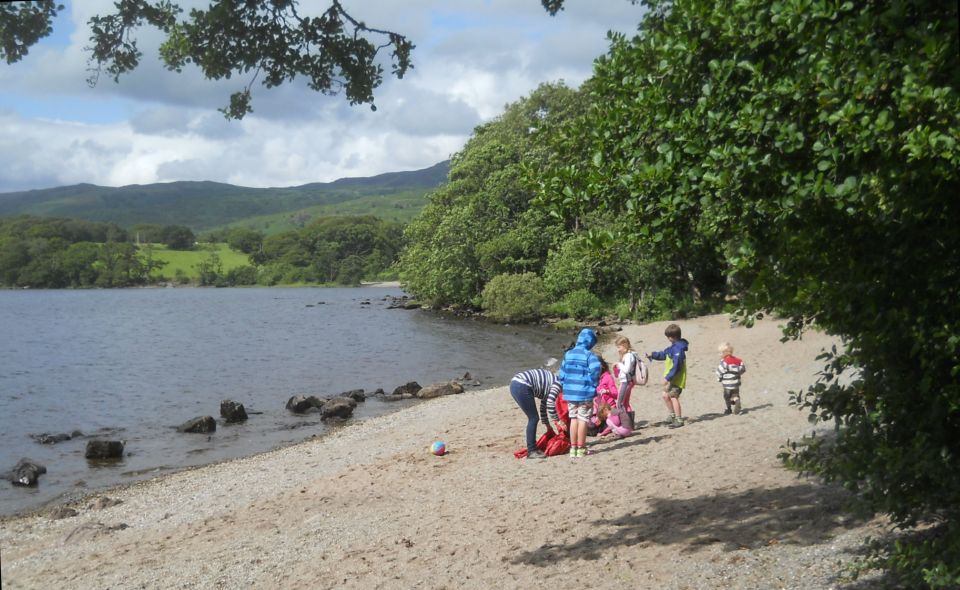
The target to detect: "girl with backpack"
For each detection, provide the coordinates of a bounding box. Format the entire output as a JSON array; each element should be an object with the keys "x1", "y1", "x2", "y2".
[{"x1": 613, "y1": 336, "x2": 647, "y2": 430}]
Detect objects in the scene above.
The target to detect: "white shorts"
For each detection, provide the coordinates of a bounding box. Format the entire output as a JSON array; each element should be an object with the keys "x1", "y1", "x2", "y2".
[{"x1": 567, "y1": 401, "x2": 593, "y2": 423}]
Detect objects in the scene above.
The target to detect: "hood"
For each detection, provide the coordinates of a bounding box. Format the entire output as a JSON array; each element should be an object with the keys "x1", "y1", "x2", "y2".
[
  {"x1": 576, "y1": 328, "x2": 597, "y2": 350},
  {"x1": 676, "y1": 338, "x2": 689, "y2": 352}
]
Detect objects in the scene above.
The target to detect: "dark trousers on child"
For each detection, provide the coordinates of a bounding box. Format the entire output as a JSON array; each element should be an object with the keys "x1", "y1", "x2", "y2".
[{"x1": 510, "y1": 380, "x2": 539, "y2": 453}]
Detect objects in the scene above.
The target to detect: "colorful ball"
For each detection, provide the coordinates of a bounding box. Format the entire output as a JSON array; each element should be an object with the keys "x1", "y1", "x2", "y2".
[{"x1": 431, "y1": 441, "x2": 446, "y2": 456}]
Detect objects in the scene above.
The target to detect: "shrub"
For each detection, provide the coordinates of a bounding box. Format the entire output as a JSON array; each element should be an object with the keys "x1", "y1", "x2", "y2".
[
  {"x1": 224, "y1": 265, "x2": 257, "y2": 286},
  {"x1": 562, "y1": 288, "x2": 603, "y2": 320},
  {"x1": 542, "y1": 239, "x2": 594, "y2": 299},
  {"x1": 481, "y1": 272, "x2": 547, "y2": 323}
]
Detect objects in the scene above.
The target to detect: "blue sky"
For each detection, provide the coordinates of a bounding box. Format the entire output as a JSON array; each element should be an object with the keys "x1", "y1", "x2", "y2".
[{"x1": 0, "y1": 0, "x2": 643, "y2": 193}]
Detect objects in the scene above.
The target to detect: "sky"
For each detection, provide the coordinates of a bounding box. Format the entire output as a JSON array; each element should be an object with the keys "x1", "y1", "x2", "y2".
[{"x1": 0, "y1": 0, "x2": 644, "y2": 193}]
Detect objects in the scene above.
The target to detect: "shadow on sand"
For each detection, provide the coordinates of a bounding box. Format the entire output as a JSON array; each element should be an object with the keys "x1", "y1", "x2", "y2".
[{"x1": 512, "y1": 481, "x2": 869, "y2": 566}]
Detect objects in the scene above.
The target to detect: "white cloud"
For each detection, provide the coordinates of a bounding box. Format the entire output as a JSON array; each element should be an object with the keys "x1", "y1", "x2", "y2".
[{"x1": 0, "y1": 0, "x2": 645, "y2": 193}]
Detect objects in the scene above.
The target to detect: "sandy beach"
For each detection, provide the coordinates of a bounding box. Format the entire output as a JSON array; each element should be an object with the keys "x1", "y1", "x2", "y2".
[{"x1": 0, "y1": 314, "x2": 887, "y2": 589}]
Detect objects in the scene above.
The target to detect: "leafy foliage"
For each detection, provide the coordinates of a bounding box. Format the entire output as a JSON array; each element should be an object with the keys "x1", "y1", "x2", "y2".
[
  {"x1": 252, "y1": 215, "x2": 403, "y2": 285},
  {"x1": 398, "y1": 82, "x2": 583, "y2": 308},
  {"x1": 0, "y1": 0, "x2": 61, "y2": 64},
  {"x1": 481, "y1": 272, "x2": 547, "y2": 323},
  {"x1": 0, "y1": 216, "x2": 163, "y2": 287},
  {"x1": 535, "y1": 0, "x2": 960, "y2": 584},
  {"x1": 76, "y1": 0, "x2": 411, "y2": 118}
]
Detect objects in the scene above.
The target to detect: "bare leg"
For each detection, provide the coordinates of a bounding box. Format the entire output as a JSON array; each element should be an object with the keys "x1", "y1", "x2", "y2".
[{"x1": 662, "y1": 391, "x2": 674, "y2": 413}]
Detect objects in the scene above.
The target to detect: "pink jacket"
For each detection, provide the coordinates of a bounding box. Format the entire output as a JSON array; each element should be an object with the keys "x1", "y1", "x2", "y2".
[{"x1": 596, "y1": 372, "x2": 618, "y2": 406}]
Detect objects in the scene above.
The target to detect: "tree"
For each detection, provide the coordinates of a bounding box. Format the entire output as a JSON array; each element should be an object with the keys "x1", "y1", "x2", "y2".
[
  {"x1": 1, "y1": 0, "x2": 412, "y2": 119},
  {"x1": 398, "y1": 82, "x2": 584, "y2": 308},
  {"x1": 0, "y1": 1, "x2": 61, "y2": 64},
  {"x1": 160, "y1": 224, "x2": 195, "y2": 250},
  {"x1": 1, "y1": 1, "x2": 574, "y2": 119},
  {"x1": 536, "y1": 0, "x2": 959, "y2": 585},
  {"x1": 225, "y1": 228, "x2": 264, "y2": 255}
]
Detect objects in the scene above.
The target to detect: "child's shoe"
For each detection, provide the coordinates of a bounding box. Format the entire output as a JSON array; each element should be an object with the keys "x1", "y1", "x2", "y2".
[
  {"x1": 577, "y1": 447, "x2": 589, "y2": 457},
  {"x1": 569, "y1": 446, "x2": 578, "y2": 459},
  {"x1": 668, "y1": 416, "x2": 686, "y2": 428},
  {"x1": 723, "y1": 407, "x2": 732, "y2": 415},
  {"x1": 731, "y1": 398, "x2": 742, "y2": 414}
]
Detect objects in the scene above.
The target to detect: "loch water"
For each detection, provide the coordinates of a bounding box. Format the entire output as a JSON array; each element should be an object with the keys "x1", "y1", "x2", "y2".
[{"x1": 0, "y1": 287, "x2": 571, "y2": 516}]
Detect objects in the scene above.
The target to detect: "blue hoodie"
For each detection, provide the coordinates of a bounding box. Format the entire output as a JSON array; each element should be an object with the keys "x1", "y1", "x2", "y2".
[
  {"x1": 558, "y1": 328, "x2": 602, "y2": 402},
  {"x1": 649, "y1": 338, "x2": 689, "y2": 388}
]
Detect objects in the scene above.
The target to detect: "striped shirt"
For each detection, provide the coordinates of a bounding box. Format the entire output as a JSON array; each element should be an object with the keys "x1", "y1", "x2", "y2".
[
  {"x1": 716, "y1": 355, "x2": 746, "y2": 389},
  {"x1": 512, "y1": 369, "x2": 562, "y2": 426}
]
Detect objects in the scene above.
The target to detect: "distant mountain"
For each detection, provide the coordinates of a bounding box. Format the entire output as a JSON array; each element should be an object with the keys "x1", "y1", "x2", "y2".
[{"x1": 0, "y1": 161, "x2": 448, "y2": 231}]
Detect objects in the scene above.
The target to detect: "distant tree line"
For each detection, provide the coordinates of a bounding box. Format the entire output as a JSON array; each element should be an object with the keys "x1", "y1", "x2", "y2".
[
  {"x1": 0, "y1": 216, "x2": 164, "y2": 288},
  {"x1": 0, "y1": 215, "x2": 403, "y2": 288},
  {"x1": 209, "y1": 216, "x2": 404, "y2": 286}
]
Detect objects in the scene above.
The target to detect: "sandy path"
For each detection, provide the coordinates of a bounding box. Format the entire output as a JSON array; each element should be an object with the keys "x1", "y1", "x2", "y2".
[{"x1": 0, "y1": 315, "x2": 886, "y2": 589}]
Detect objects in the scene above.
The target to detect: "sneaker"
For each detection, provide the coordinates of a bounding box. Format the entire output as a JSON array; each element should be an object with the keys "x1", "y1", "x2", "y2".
[
  {"x1": 661, "y1": 414, "x2": 676, "y2": 426},
  {"x1": 526, "y1": 450, "x2": 546, "y2": 460},
  {"x1": 668, "y1": 417, "x2": 686, "y2": 429},
  {"x1": 723, "y1": 408, "x2": 732, "y2": 415},
  {"x1": 579, "y1": 447, "x2": 591, "y2": 457},
  {"x1": 732, "y1": 399, "x2": 742, "y2": 414},
  {"x1": 569, "y1": 446, "x2": 578, "y2": 458}
]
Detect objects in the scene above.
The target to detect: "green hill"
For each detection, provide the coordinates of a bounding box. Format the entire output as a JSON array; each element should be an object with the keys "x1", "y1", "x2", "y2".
[{"x1": 0, "y1": 161, "x2": 448, "y2": 231}]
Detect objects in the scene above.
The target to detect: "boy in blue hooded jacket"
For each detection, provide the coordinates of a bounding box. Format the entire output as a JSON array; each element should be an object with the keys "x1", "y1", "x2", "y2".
[
  {"x1": 558, "y1": 328, "x2": 602, "y2": 457},
  {"x1": 646, "y1": 323, "x2": 690, "y2": 428}
]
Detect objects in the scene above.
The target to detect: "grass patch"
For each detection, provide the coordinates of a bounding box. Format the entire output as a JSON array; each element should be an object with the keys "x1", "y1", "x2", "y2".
[{"x1": 141, "y1": 243, "x2": 250, "y2": 280}]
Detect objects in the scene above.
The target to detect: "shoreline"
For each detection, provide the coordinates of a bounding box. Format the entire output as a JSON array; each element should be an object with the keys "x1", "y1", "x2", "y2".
[{"x1": 0, "y1": 314, "x2": 888, "y2": 589}]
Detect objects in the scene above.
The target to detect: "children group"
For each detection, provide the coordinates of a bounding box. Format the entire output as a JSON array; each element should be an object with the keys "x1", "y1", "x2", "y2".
[{"x1": 509, "y1": 323, "x2": 746, "y2": 459}]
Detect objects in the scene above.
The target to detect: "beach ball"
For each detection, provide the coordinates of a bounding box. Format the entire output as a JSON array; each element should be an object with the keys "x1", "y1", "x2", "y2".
[{"x1": 431, "y1": 441, "x2": 447, "y2": 456}]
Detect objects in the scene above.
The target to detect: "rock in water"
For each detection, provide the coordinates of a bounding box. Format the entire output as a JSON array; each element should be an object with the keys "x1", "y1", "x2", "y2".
[
  {"x1": 9, "y1": 458, "x2": 47, "y2": 486},
  {"x1": 177, "y1": 416, "x2": 217, "y2": 433},
  {"x1": 220, "y1": 400, "x2": 248, "y2": 423},
  {"x1": 85, "y1": 440, "x2": 125, "y2": 460}
]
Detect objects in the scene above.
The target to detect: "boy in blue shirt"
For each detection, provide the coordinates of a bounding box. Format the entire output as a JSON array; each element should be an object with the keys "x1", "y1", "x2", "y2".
[
  {"x1": 558, "y1": 328, "x2": 602, "y2": 457},
  {"x1": 646, "y1": 323, "x2": 690, "y2": 428}
]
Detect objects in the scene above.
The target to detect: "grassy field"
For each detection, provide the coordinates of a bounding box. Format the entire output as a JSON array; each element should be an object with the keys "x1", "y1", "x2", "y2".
[{"x1": 141, "y1": 243, "x2": 251, "y2": 280}]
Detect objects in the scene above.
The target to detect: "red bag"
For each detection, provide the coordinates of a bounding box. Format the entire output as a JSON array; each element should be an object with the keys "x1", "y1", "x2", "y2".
[
  {"x1": 536, "y1": 431, "x2": 553, "y2": 451},
  {"x1": 544, "y1": 433, "x2": 571, "y2": 456},
  {"x1": 514, "y1": 430, "x2": 556, "y2": 458}
]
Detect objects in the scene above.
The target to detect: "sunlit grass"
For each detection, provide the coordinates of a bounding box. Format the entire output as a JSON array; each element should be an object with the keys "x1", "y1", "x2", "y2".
[{"x1": 140, "y1": 243, "x2": 250, "y2": 280}]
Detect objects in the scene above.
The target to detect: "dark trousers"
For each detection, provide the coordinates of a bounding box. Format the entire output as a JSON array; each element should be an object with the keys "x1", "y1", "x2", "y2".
[{"x1": 510, "y1": 380, "x2": 539, "y2": 453}]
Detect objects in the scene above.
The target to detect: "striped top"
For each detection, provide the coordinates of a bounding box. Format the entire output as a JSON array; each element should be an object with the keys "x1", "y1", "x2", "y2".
[
  {"x1": 716, "y1": 355, "x2": 746, "y2": 389},
  {"x1": 512, "y1": 369, "x2": 562, "y2": 426}
]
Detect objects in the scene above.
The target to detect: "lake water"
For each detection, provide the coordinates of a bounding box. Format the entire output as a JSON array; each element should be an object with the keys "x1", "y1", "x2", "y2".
[{"x1": 0, "y1": 287, "x2": 571, "y2": 516}]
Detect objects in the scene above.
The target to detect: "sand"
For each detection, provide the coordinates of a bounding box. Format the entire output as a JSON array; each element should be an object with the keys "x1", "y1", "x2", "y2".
[{"x1": 0, "y1": 314, "x2": 887, "y2": 589}]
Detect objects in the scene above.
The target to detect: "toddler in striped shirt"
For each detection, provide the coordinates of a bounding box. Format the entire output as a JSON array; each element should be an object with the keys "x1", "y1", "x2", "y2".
[{"x1": 716, "y1": 342, "x2": 746, "y2": 415}]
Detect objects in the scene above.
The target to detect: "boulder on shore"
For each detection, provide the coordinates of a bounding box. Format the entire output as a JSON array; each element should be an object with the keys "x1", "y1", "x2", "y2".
[
  {"x1": 320, "y1": 397, "x2": 357, "y2": 420},
  {"x1": 391, "y1": 382, "x2": 422, "y2": 396},
  {"x1": 9, "y1": 458, "x2": 47, "y2": 486},
  {"x1": 220, "y1": 400, "x2": 248, "y2": 423},
  {"x1": 286, "y1": 395, "x2": 325, "y2": 414},
  {"x1": 416, "y1": 381, "x2": 465, "y2": 399},
  {"x1": 85, "y1": 440, "x2": 125, "y2": 460},
  {"x1": 177, "y1": 416, "x2": 217, "y2": 434},
  {"x1": 339, "y1": 389, "x2": 366, "y2": 403}
]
